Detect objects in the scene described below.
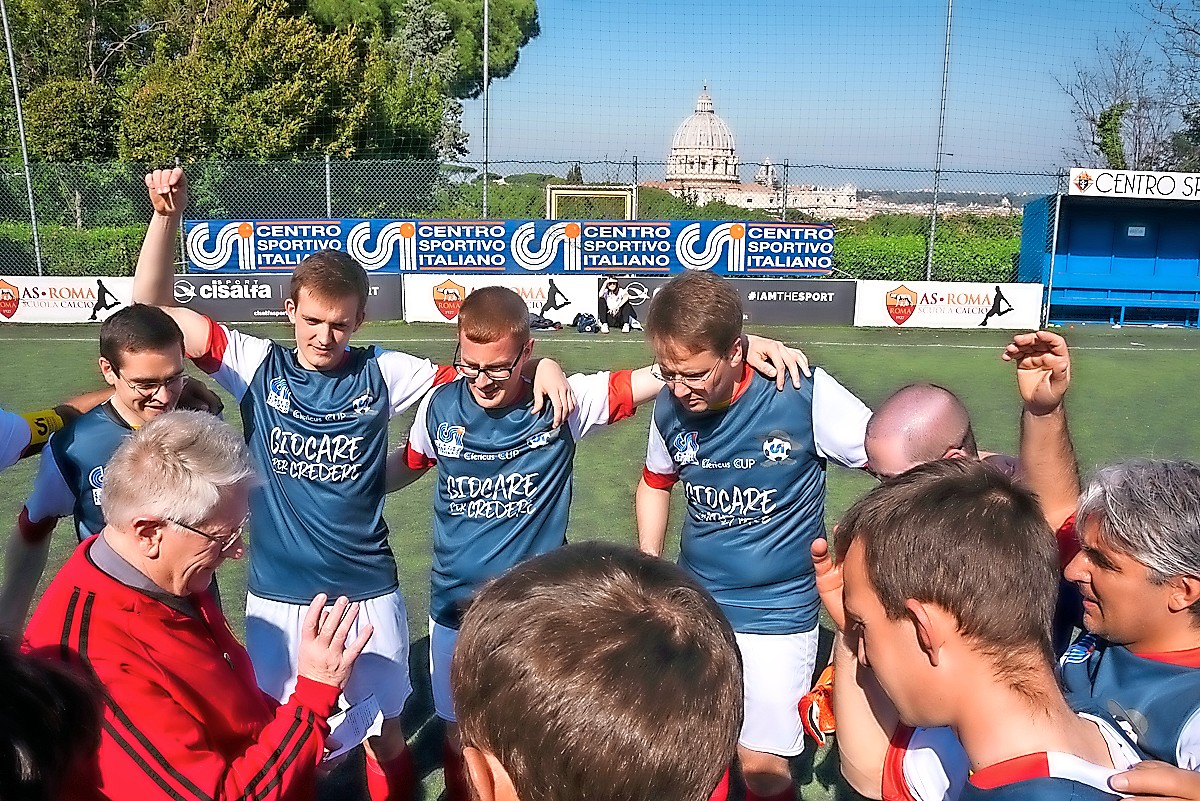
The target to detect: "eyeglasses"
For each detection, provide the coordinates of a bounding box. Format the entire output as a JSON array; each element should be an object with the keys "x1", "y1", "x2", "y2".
[
  {"x1": 650, "y1": 359, "x2": 722, "y2": 389},
  {"x1": 167, "y1": 517, "x2": 247, "y2": 552},
  {"x1": 452, "y1": 346, "x2": 525, "y2": 382},
  {"x1": 116, "y1": 371, "x2": 186, "y2": 398}
]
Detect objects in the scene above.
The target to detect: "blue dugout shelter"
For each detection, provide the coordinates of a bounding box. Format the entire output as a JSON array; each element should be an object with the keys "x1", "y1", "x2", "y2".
[{"x1": 1021, "y1": 168, "x2": 1200, "y2": 326}]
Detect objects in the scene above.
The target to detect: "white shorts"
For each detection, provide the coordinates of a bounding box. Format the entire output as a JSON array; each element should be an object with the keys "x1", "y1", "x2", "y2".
[
  {"x1": 735, "y1": 627, "x2": 819, "y2": 757},
  {"x1": 429, "y1": 618, "x2": 459, "y2": 723},
  {"x1": 245, "y1": 588, "x2": 412, "y2": 719}
]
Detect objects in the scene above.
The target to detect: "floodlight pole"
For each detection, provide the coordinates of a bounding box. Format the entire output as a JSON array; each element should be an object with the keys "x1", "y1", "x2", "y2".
[
  {"x1": 482, "y1": 0, "x2": 490, "y2": 218},
  {"x1": 0, "y1": 0, "x2": 41, "y2": 276},
  {"x1": 925, "y1": 0, "x2": 953, "y2": 281}
]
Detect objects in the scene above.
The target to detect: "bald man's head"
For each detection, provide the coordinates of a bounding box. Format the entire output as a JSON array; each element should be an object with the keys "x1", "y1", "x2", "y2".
[{"x1": 864, "y1": 383, "x2": 979, "y2": 480}]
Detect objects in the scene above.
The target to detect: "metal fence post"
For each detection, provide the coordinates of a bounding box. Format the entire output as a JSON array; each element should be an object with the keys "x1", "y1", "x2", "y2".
[
  {"x1": 1, "y1": 0, "x2": 41, "y2": 276},
  {"x1": 324, "y1": 155, "x2": 332, "y2": 218}
]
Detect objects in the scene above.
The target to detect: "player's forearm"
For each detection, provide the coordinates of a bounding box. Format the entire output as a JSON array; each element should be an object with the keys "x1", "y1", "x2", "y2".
[
  {"x1": 832, "y1": 634, "x2": 894, "y2": 801},
  {"x1": 1020, "y1": 404, "x2": 1079, "y2": 530},
  {"x1": 0, "y1": 530, "x2": 51, "y2": 635},
  {"x1": 629, "y1": 366, "x2": 665, "y2": 407},
  {"x1": 134, "y1": 212, "x2": 181, "y2": 306},
  {"x1": 635, "y1": 478, "x2": 671, "y2": 556},
  {"x1": 385, "y1": 448, "x2": 429, "y2": 493}
]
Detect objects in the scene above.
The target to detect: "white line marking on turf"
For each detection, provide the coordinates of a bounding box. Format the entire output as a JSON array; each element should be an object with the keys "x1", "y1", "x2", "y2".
[{"x1": 3, "y1": 336, "x2": 1199, "y2": 353}]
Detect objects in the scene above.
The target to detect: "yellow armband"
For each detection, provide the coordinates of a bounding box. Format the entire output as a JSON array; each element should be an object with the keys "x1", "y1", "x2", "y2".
[{"x1": 19, "y1": 408, "x2": 65, "y2": 447}]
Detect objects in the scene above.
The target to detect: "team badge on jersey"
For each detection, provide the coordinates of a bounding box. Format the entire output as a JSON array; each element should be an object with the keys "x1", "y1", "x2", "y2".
[
  {"x1": 527, "y1": 430, "x2": 558, "y2": 449},
  {"x1": 89, "y1": 465, "x2": 105, "y2": 506},
  {"x1": 436, "y1": 423, "x2": 466, "y2": 458},
  {"x1": 761, "y1": 430, "x2": 794, "y2": 464},
  {"x1": 1061, "y1": 633, "x2": 1099, "y2": 665},
  {"x1": 266, "y1": 377, "x2": 292, "y2": 414},
  {"x1": 673, "y1": 431, "x2": 699, "y2": 465},
  {"x1": 351, "y1": 391, "x2": 374, "y2": 415}
]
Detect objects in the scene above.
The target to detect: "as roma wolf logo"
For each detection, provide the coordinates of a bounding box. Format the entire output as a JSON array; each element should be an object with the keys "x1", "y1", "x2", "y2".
[
  {"x1": 885, "y1": 285, "x2": 917, "y2": 326},
  {"x1": 434, "y1": 280, "x2": 467, "y2": 321},
  {"x1": 0, "y1": 279, "x2": 18, "y2": 319}
]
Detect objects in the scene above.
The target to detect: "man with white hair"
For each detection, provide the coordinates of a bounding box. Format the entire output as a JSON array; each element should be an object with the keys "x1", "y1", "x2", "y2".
[{"x1": 24, "y1": 411, "x2": 371, "y2": 801}]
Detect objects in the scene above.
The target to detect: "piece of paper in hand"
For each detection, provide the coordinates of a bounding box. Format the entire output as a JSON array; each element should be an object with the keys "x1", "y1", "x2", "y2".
[{"x1": 323, "y1": 694, "x2": 384, "y2": 762}]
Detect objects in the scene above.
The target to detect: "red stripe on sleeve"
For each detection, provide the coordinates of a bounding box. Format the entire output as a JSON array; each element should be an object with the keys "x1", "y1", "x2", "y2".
[
  {"x1": 405, "y1": 443, "x2": 436, "y2": 470},
  {"x1": 1056, "y1": 514, "x2": 1079, "y2": 569},
  {"x1": 608, "y1": 369, "x2": 637, "y2": 424},
  {"x1": 18, "y1": 507, "x2": 56, "y2": 544},
  {"x1": 881, "y1": 725, "x2": 921, "y2": 801},
  {"x1": 191, "y1": 316, "x2": 226, "y2": 375},
  {"x1": 642, "y1": 466, "x2": 678, "y2": 490},
  {"x1": 433, "y1": 364, "x2": 458, "y2": 387}
]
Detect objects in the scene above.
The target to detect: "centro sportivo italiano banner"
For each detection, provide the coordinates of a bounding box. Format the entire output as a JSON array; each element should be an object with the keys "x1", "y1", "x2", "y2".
[
  {"x1": 853, "y1": 281, "x2": 1044, "y2": 329},
  {"x1": 183, "y1": 219, "x2": 835, "y2": 276},
  {"x1": 0, "y1": 276, "x2": 133, "y2": 323}
]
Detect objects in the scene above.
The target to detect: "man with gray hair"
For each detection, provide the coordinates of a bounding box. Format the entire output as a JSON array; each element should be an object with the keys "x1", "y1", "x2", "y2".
[
  {"x1": 24, "y1": 410, "x2": 372, "y2": 801},
  {"x1": 1008, "y1": 331, "x2": 1200, "y2": 778}
]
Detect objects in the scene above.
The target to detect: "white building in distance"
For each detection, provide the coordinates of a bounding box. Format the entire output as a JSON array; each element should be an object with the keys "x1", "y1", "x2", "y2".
[{"x1": 643, "y1": 87, "x2": 857, "y2": 217}]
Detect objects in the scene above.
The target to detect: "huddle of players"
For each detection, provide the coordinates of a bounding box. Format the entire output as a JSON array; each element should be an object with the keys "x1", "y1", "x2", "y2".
[{"x1": 4, "y1": 163, "x2": 1200, "y2": 801}]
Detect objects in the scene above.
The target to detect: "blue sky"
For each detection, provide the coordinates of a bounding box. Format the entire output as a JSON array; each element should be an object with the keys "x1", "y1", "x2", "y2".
[{"x1": 461, "y1": 0, "x2": 1153, "y2": 183}]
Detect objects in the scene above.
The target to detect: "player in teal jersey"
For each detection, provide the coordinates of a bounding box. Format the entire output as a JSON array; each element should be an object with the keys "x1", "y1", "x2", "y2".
[{"x1": 636, "y1": 271, "x2": 871, "y2": 801}]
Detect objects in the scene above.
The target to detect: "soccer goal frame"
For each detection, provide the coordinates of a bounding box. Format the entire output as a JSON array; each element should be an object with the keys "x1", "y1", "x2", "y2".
[{"x1": 546, "y1": 184, "x2": 638, "y2": 221}]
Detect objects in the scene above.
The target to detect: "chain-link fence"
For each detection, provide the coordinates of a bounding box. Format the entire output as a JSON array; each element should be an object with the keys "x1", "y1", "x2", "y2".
[{"x1": 0, "y1": 159, "x2": 1064, "y2": 282}]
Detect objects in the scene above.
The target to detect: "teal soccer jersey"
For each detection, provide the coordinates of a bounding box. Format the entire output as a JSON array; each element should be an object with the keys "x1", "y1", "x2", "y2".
[
  {"x1": 643, "y1": 366, "x2": 870, "y2": 634},
  {"x1": 22, "y1": 402, "x2": 134, "y2": 541},
  {"x1": 883, "y1": 714, "x2": 1141, "y2": 800},
  {"x1": 193, "y1": 317, "x2": 455, "y2": 603},
  {"x1": 405, "y1": 370, "x2": 636, "y2": 628}
]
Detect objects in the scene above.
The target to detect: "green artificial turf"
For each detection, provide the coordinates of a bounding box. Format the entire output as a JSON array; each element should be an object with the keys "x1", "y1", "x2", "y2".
[{"x1": 3, "y1": 320, "x2": 1199, "y2": 799}]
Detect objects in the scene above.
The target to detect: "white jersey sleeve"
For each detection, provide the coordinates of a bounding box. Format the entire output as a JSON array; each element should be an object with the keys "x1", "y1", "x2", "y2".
[
  {"x1": 567, "y1": 369, "x2": 636, "y2": 441},
  {"x1": 406, "y1": 387, "x2": 438, "y2": 462},
  {"x1": 376, "y1": 348, "x2": 451, "y2": 416},
  {"x1": 1177, "y1": 706, "x2": 1200, "y2": 769},
  {"x1": 885, "y1": 726, "x2": 969, "y2": 801},
  {"x1": 643, "y1": 409, "x2": 676, "y2": 478},
  {"x1": 811, "y1": 367, "x2": 871, "y2": 468},
  {"x1": 0, "y1": 407, "x2": 30, "y2": 471},
  {"x1": 191, "y1": 317, "x2": 273, "y2": 402},
  {"x1": 23, "y1": 448, "x2": 75, "y2": 524}
]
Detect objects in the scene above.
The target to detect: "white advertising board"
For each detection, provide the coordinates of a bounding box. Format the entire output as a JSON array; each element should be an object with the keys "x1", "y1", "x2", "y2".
[
  {"x1": 1069, "y1": 167, "x2": 1200, "y2": 201},
  {"x1": 0, "y1": 276, "x2": 134, "y2": 323},
  {"x1": 854, "y1": 281, "x2": 1043, "y2": 329},
  {"x1": 403, "y1": 275, "x2": 600, "y2": 325}
]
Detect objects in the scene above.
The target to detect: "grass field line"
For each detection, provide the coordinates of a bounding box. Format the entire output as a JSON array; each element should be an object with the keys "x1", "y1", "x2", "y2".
[{"x1": 1, "y1": 335, "x2": 1195, "y2": 353}]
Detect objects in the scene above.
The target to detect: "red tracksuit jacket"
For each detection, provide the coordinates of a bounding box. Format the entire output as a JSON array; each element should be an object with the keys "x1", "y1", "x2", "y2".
[{"x1": 24, "y1": 537, "x2": 340, "y2": 801}]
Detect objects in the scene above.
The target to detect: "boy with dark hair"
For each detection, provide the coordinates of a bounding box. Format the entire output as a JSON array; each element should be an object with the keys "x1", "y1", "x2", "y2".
[
  {"x1": 451, "y1": 541, "x2": 743, "y2": 801},
  {"x1": 398, "y1": 284, "x2": 806, "y2": 800},
  {"x1": 134, "y1": 168, "x2": 573, "y2": 801},
  {"x1": 821, "y1": 459, "x2": 1140, "y2": 800},
  {"x1": 636, "y1": 270, "x2": 870, "y2": 801},
  {"x1": 0, "y1": 303, "x2": 201, "y2": 633}
]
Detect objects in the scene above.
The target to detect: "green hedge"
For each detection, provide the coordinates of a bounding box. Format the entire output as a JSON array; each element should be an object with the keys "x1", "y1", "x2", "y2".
[
  {"x1": 0, "y1": 222, "x2": 144, "y2": 276},
  {"x1": 833, "y1": 232, "x2": 1019, "y2": 282}
]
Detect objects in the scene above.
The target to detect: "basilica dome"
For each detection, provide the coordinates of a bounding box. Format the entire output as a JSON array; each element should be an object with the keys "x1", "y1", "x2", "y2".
[{"x1": 666, "y1": 87, "x2": 739, "y2": 184}]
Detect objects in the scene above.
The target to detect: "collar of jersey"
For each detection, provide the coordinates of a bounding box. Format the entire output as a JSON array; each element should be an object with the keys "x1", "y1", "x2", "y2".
[
  {"x1": 1131, "y1": 644, "x2": 1200, "y2": 667},
  {"x1": 708, "y1": 363, "x2": 754, "y2": 412}
]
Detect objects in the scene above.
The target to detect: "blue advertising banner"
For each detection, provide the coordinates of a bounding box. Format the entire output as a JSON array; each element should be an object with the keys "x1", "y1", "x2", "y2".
[{"x1": 184, "y1": 219, "x2": 835, "y2": 276}]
